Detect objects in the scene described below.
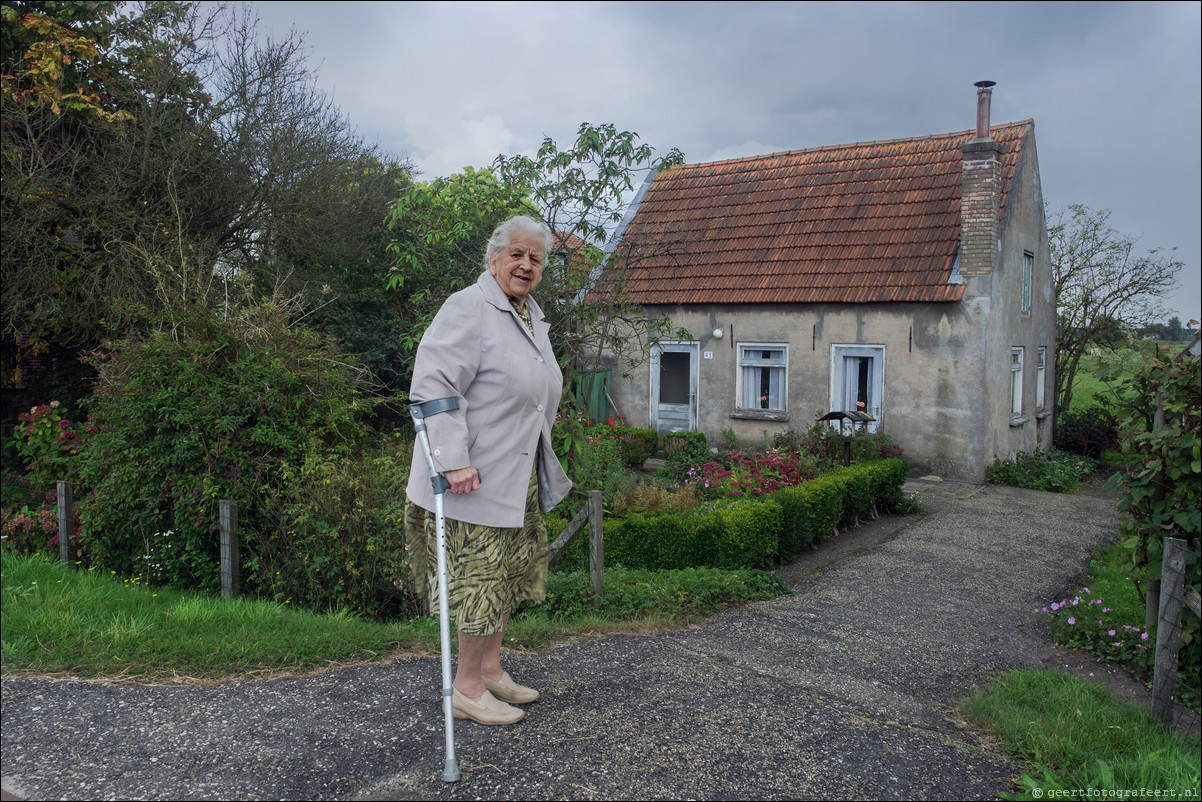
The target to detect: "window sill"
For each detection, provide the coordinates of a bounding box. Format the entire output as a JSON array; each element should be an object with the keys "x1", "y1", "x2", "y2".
[
  {"x1": 730, "y1": 409, "x2": 789, "y2": 423},
  {"x1": 1035, "y1": 410, "x2": 1051, "y2": 420},
  {"x1": 1009, "y1": 416, "x2": 1028, "y2": 427}
]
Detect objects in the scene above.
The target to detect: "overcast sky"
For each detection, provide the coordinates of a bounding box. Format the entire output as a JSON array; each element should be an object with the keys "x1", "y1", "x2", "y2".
[{"x1": 248, "y1": 0, "x2": 1201, "y2": 323}]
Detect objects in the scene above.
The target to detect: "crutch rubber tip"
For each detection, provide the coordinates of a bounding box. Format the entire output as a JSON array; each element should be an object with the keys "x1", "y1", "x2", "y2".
[{"x1": 443, "y1": 758, "x2": 460, "y2": 782}]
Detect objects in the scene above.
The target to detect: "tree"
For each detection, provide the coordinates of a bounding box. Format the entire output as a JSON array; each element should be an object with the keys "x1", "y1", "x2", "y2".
[
  {"x1": 1050, "y1": 204, "x2": 1183, "y2": 413},
  {"x1": 2, "y1": 2, "x2": 411, "y2": 409},
  {"x1": 492, "y1": 123, "x2": 687, "y2": 384},
  {"x1": 383, "y1": 167, "x2": 530, "y2": 381}
]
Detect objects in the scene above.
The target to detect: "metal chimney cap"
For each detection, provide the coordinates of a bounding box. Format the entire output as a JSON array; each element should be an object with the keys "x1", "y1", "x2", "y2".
[{"x1": 974, "y1": 80, "x2": 997, "y2": 89}]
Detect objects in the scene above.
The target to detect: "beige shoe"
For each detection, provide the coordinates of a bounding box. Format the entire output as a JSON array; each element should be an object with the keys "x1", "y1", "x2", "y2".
[
  {"x1": 482, "y1": 671, "x2": 540, "y2": 704},
  {"x1": 451, "y1": 687, "x2": 524, "y2": 725}
]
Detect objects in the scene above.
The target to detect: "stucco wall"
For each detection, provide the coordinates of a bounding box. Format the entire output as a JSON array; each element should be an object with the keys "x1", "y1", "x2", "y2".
[{"x1": 606, "y1": 301, "x2": 994, "y2": 480}]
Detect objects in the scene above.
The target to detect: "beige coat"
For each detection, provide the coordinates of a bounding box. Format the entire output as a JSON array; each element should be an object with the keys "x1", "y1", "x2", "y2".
[{"x1": 405, "y1": 270, "x2": 573, "y2": 528}]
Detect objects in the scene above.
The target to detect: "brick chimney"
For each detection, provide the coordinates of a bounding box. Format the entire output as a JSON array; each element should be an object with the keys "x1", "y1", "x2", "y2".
[{"x1": 960, "y1": 80, "x2": 1002, "y2": 276}]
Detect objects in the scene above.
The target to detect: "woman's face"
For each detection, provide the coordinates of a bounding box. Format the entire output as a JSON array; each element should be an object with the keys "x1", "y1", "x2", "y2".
[{"x1": 489, "y1": 230, "x2": 545, "y2": 306}]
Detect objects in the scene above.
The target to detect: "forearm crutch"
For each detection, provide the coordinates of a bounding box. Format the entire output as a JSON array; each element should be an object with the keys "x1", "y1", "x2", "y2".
[{"x1": 410, "y1": 396, "x2": 462, "y2": 783}]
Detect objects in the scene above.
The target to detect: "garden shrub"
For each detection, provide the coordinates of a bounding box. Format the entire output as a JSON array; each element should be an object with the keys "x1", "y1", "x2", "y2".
[
  {"x1": 985, "y1": 450, "x2": 1096, "y2": 492},
  {"x1": 774, "y1": 478, "x2": 841, "y2": 557},
  {"x1": 556, "y1": 457, "x2": 908, "y2": 573},
  {"x1": 618, "y1": 428, "x2": 657, "y2": 468},
  {"x1": 683, "y1": 450, "x2": 815, "y2": 500},
  {"x1": 1104, "y1": 341, "x2": 1200, "y2": 678},
  {"x1": 0, "y1": 483, "x2": 81, "y2": 557},
  {"x1": 559, "y1": 499, "x2": 780, "y2": 572},
  {"x1": 78, "y1": 304, "x2": 373, "y2": 593},
  {"x1": 609, "y1": 481, "x2": 699, "y2": 517},
  {"x1": 657, "y1": 431, "x2": 711, "y2": 480},
  {"x1": 252, "y1": 437, "x2": 418, "y2": 619},
  {"x1": 10, "y1": 401, "x2": 87, "y2": 485},
  {"x1": 1055, "y1": 404, "x2": 1120, "y2": 459},
  {"x1": 772, "y1": 459, "x2": 909, "y2": 558},
  {"x1": 708, "y1": 499, "x2": 781, "y2": 569},
  {"x1": 775, "y1": 418, "x2": 904, "y2": 467}
]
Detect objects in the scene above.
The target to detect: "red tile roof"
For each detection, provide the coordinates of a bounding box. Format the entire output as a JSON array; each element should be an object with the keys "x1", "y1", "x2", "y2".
[{"x1": 617, "y1": 121, "x2": 1032, "y2": 305}]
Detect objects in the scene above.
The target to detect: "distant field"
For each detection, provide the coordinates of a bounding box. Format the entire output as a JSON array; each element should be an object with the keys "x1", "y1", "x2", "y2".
[{"x1": 1065, "y1": 341, "x2": 1190, "y2": 412}]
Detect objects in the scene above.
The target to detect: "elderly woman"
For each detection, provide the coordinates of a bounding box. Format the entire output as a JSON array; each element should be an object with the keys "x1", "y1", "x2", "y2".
[{"x1": 404, "y1": 215, "x2": 573, "y2": 726}]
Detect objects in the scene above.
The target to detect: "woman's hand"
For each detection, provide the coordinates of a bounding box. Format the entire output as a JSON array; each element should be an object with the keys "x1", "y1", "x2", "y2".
[{"x1": 444, "y1": 467, "x2": 480, "y2": 495}]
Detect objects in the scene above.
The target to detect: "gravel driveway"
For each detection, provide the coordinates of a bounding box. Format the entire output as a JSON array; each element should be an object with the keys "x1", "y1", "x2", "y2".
[{"x1": 2, "y1": 480, "x2": 1195, "y2": 800}]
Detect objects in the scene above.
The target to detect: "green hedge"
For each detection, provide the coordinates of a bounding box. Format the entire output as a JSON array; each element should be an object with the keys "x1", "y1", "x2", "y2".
[
  {"x1": 618, "y1": 428, "x2": 658, "y2": 468},
  {"x1": 554, "y1": 458, "x2": 910, "y2": 571}
]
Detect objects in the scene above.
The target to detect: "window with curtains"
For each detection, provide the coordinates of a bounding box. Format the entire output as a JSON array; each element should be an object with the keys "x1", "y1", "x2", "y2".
[{"x1": 737, "y1": 343, "x2": 787, "y2": 412}]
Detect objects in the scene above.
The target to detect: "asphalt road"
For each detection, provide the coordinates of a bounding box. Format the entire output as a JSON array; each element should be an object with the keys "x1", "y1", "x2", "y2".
[{"x1": 2, "y1": 480, "x2": 1195, "y2": 800}]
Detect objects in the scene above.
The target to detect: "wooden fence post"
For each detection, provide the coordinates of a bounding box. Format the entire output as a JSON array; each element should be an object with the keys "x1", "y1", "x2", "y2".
[
  {"x1": 56, "y1": 480, "x2": 73, "y2": 567},
  {"x1": 588, "y1": 490, "x2": 604, "y2": 599},
  {"x1": 1151, "y1": 537, "x2": 1186, "y2": 727},
  {"x1": 220, "y1": 500, "x2": 239, "y2": 599}
]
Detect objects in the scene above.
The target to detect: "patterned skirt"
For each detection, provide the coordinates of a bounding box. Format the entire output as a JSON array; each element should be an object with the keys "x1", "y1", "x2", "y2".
[{"x1": 403, "y1": 465, "x2": 548, "y2": 637}]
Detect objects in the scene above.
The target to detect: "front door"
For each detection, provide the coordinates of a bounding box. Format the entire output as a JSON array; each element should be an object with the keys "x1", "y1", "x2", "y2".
[
  {"x1": 830, "y1": 345, "x2": 884, "y2": 433},
  {"x1": 651, "y1": 342, "x2": 698, "y2": 435}
]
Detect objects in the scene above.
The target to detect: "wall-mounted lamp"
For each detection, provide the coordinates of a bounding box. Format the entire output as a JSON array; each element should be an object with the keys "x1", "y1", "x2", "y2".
[{"x1": 712, "y1": 328, "x2": 723, "y2": 339}]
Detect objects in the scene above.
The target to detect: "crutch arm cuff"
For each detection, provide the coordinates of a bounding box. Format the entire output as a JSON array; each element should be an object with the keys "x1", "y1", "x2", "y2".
[{"x1": 410, "y1": 397, "x2": 460, "y2": 419}]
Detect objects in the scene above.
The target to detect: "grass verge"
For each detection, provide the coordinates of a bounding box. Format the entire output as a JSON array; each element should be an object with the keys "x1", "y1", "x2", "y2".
[
  {"x1": 1, "y1": 551, "x2": 789, "y2": 681},
  {"x1": 963, "y1": 670, "x2": 1200, "y2": 801}
]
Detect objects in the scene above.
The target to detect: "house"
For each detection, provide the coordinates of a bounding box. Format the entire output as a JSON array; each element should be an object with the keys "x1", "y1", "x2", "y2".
[{"x1": 601, "y1": 83, "x2": 1056, "y2": 482}]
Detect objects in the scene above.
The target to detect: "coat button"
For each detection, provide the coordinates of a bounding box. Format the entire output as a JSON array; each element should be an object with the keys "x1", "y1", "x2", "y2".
[
  {"x1": 537, "y1": 404, "x2": 544, "y2": 411},
  {"x1": 433, "y1": 449, "x2": 441, "y2": 456},
  {"x1": 537, "y1": 356, "x2": 544, "y2": 363}
]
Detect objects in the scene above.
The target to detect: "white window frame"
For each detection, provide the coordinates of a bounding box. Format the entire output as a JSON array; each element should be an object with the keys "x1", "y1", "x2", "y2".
[
  {"x1": 1021, "y1": 252, "x2": 1033, "y2": 316},
  {"x1": 737, "y1": 342, "x2": 788, "y2": 413},
  {"x1": 830, "y1": 344, "x2": 885, "y2": 433},
  {"x1": 1036, "y1": 346, "x2": 1047, "y2": 410},
  {"x1": 1011, "y1": 347, "x2": 1025, "y2": 418}
]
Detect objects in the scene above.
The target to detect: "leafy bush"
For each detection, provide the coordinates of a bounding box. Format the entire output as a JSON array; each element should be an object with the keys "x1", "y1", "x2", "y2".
[
  {"x1": 1102, "y1": 342, "x2": 1200, "y2": 693},
  {"x1": 251, "y1": 437, "x2": 418, "y2": 619},
  {"x1": 774, "y1": 418, "x2": 904, "y2": 467},
  {"x1": 78, "y1": 304, "x2": 373, "y2": 593},
  {"x1": 656, "y1": 431, "x2": 711, "y2": 480},
  {"x1": 1055, "y1": 404, "x2": 1120, "y2": 459},
  {"x1": 10, "y1": 401, "x2": 87, "y2": 485},
  {"x1": 985, "y1": 450, "x2": 1096, "y2": 492},
  {"x1": 618, "y1": 427, "x2": 657, "y2": 468},
  {"x1": 0, "y1": 484, "x2": 82, "y2": 557}
]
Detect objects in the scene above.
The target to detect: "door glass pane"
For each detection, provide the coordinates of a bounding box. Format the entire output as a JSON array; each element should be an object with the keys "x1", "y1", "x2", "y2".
[
  {"x1": 856, "y1": 358, "x2": 870, "y2": 409},
  {"x1": 659, "y1": 352, "x2": 690, "y2": 404}
]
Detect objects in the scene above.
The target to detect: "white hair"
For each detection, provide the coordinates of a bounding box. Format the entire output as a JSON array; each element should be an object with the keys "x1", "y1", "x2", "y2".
[{"x1": 484, "y1": 215, "x2": 552, "y2": 270}]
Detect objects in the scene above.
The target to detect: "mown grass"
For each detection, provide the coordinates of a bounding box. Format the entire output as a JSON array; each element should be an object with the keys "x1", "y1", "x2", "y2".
[
  {"x1": 0, "y1": 550, "x2": 789, "y2": 680},
  {"x1": 964, "y1": 670, "x2": 1201, "y2": 801},
  {"x1": 0, "y1": 550, "x2": 440, "y2": 679}
]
